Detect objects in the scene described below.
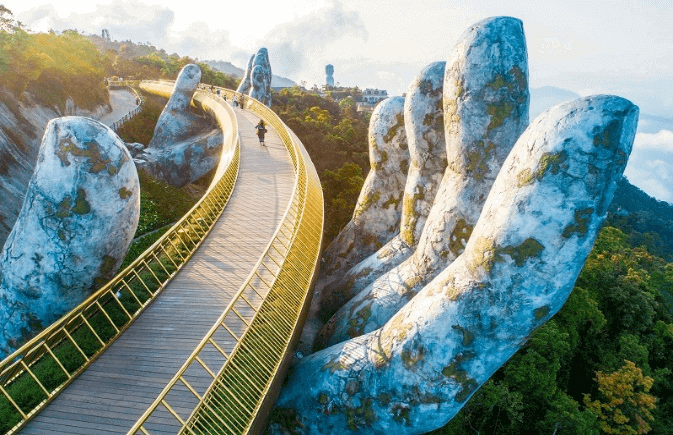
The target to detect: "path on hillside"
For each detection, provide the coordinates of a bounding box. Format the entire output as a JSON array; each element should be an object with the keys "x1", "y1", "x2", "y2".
[
  {"x1": 98, "y1": 89, "x2": 139, "y2": 127},
  {"x1": 20, "y1": 105, "x2": 295, "y2": 434}
]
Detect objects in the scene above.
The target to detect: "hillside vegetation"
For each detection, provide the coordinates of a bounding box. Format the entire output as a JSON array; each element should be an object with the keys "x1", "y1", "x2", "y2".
[
  {"x1": 272, "y1": 86, "x2": 370, "y2": 245},
  {"x1": 87, "y1": 34, "x2": 239, "y2": 90},
  {"x1": 0, "y1": 22, "x2": 108, "y2": 110}
]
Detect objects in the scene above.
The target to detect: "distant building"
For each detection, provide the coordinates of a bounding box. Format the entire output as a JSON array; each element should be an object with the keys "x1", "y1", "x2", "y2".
[
  {"x1": 361, "y1": 88, "x2": 388, "y2": 105},
  {"x1": 357, "y1": 88, "x2": 389, "y2": 112}
]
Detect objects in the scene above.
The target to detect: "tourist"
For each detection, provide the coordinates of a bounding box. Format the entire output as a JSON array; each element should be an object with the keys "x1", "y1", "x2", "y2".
[{"x1": 256, "y1": 119, "x2": 267, "y2": 146}]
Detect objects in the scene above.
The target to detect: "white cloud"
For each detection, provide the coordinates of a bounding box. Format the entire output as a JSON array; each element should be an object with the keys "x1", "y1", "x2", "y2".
[
  {"x1": 624, "y1": 129, "x2": 673, "y2": 203},
  {"x1": 632, "y1": 130, "x2": 673, "y2": 152},
  {"x1": 257, "y1": 0, "x2": 368, "y2": 77}
]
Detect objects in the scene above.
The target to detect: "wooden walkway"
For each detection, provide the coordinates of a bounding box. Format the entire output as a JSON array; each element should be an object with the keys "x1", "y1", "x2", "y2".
[{"x1": 20, "y1": 107, "x2": 295, "y2": 434}]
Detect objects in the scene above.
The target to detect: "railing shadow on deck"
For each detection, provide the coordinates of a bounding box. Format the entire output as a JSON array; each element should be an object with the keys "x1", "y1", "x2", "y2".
[{"x1": 0, "y1": 88, "x2": 241, "y2": 435}]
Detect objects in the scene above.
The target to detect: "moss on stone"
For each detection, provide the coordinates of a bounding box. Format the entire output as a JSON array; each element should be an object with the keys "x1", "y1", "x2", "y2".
[
  {"x1": 323, "y1": 355, "x2": 351, "y2": 373},
  {"x1": 56, "y1": 138, "x2": 113, "y2": 175},
  {"x1": 562, "y1": 207, "x2": 594, "y2": 239},
  {"x1": 486, "y1": 102, "x2": 514, "y2": 134},
  {"x1": 382, "y1": 193, "x2": 401, "y2": 210},
  {"x1": 486, "y1": 74, "x2": 509, "y2": 92},
  {"x1": 517, "y1": 168, "x2": 534, "y2": 187},
  {"x1": 318, "y1": 393, "x2": 329, "y2": 405},
  {"x1": 534, "y1": 305, "x2": 550, "y2": 320},
  {"x1": 593, "y1": 119, "x2": 622, "y2": 149},
  {"x1": 400, "y1": 158, "x2": 409, "y2": 175},
  {"x1": 467, "y1": 237, "x2": 496, "y2": 274},
  {"x1": 401, "y1": 345, "x2": 426, "y2": 369},
  {"x1": 345, "y1": 398, "x2": 377, "y2": 430},
  {"x1": 392, "y1": 404, "x2": 411, "y2": 426},
  {"x1": 118, "y1": 187, "x2": 133, "y2": 200},
  {"x1": 449, "y1": 219, "x2": 474, "y2": 256},
  {"x1": 56, "y1": 197, "x2": 72, "y2": 218},
  {"x1": 466, "y1": 140, "x2": 496, "y2": 181},
  {"x1": 358, "y1": 191, "x2": 381, "y2": 216},
  {"x1": 455, "y1": 79, "x2": 464, "y2": 98},
  {"x1": 346, "y1": 380, "x2": 360, "y2": 396},
  {"x1": 441, "y1": 351, "x2": 478, "y2": 403},
  {"x1": 423, "y1": 113, "x2": 435, "y2": 126},
  {"x1": 347, "y1": 303, "x2": 372, "y2": 338},
  {"x1": 452, "y1": 324, "x2": 475, "y2": 346},
  {"x1": 536, "y1": 150, "x2": 568, "y2": 180},
  {"x1": 57, "y1": 229, "x2": 66, "y2": 241},
  {"x1": 496, "y1": 238, "x2": 544, "y2": 267},
  {"x1": 72, "y1": 188, "x2": 91, "y2": 215},
  {"x1": 377, "y1": 392, "x2": 391, "y2": 407},
  {"x1": 383, "y1": 113, "x2": 405, "y2": 143},
  {"x1": 404, "y1": 275, "x2": 423, "y2": 290}
]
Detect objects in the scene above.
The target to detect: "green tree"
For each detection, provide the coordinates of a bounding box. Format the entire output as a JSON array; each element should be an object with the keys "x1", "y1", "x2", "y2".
[{"x1": 585, "y1": 360, "x2": 657, "y2": 435}]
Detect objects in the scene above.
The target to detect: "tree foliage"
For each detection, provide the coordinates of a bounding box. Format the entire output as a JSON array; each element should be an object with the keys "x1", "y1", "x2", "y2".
[
  {"x1": 0, "y1": 19, "x2": 108, "y2": 110},
  {"x1": 272, "y1": 87, "x2": 370, "y2": 246},
  {"x1": 584, "y1": 360, "x2": 657, "y2": 435}
]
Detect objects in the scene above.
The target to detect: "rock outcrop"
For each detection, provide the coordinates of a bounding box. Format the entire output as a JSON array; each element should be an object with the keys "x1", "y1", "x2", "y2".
[
  {"x1": 132, "y1": 64, "x2": 224, "y2": 187},
  {"x1": 317, "y1": 17, "x2": 529, "y2": 346},
  {"x1": 319, "y1": 96, "x2": 409, "y2": 282},
  {"x1": 317, "y1": 61, "x2": 447, "y2": 320},
  {"x1": 271, "y1": 94, "x2": 638, "y2": 435},
  {"x1": 248, "y1": 48, "x2": 273, "y2": 107},
  {"x1": 0, "y1": 116, "x2": 140, "y2": 357}
]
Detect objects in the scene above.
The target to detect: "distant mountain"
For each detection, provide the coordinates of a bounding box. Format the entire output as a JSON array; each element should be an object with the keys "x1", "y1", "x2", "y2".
[
  {"x1": 203, "y1": 60, "x2": 297, "y2": 88},
  {"x1": 609, "y1": 176, "x2": 673, "y2": 261},
  {"x1": 202, "y1": 60, "x2": 244, "y2": 77},
  {"x1": 529, "y1": 86, "x2": 581, "y2": 120}
]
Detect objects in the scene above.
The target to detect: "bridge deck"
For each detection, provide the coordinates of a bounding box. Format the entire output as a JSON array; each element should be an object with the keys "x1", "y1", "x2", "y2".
[{"x1": 20, "y1": 107, "x2": 295, "y2": 434}]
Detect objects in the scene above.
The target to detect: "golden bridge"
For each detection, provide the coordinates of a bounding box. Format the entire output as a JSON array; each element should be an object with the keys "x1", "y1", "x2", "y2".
[{"x1": 0, "y1": 82, "x2": 324, "y2": 434}]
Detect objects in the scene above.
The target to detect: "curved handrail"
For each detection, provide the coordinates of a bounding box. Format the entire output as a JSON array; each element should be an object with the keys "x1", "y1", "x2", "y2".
[
  {"x1": 110, "y1": 85, "x2": 143, "y2": 132},
  {"x1": 128, "y1": 89, "x2": 324, "y2": 434},
  {"x1": 0, "y1": 88, "x2": 240, "y2": 435}
]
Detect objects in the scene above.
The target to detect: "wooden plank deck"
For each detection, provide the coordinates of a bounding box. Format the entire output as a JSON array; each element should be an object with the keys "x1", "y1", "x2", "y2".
[{"x1": 20, "y1": 106, "x2": 295, "y2": 434}]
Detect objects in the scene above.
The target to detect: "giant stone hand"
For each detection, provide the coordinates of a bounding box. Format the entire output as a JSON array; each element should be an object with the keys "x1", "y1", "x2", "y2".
[
  {"x1": 0, "y1": 116, "x2": 140, "y2": 357},
  {"x1": 271, "y1": 16, "x2": 638, "y2": 435}
]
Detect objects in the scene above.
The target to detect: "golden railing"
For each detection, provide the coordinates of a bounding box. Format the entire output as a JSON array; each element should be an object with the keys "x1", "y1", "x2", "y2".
[
  {"x1": 128, "y1": 88, "x2": 324, "y2": 434},
  {"x1": 0, "y1": 88, "x2": 240, "y2": 435}
]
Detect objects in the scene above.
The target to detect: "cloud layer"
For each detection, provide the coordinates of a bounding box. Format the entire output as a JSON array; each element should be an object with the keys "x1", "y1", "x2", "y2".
[
  {"x1": 17, "y1": 0, "x2": 369, "y2": 84},
  {"x1": 624, "y1": 129, "x2": 673, "y2": 203}
]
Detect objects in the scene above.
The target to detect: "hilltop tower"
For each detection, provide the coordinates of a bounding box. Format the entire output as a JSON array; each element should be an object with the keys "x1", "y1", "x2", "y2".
[{"x1": 325, "y1": 64, "x2": 334, "y2": 87}]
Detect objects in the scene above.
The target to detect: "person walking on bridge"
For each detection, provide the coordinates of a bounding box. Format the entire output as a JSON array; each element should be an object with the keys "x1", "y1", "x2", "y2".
[{"x1": 256, "y1": 119, "x2": 267, "y2": 146}]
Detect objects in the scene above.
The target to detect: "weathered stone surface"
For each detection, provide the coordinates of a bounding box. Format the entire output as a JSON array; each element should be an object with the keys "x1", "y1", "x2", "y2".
[
  {"x1": 134, "y1": 64, "x2": 223, "y2": 187},
  {"x1": 248, "y1": 48, "x2": 273, "y2": 107},
  {"x1": 0, "y1": 116, "x2": 140, "y2": 357},
  {"x1": 147, "y1": 64, "x2": 204, "y2": 149},
  {"x1": 317, "y1": 61, "x2": 447, "y2": 321},
  {"x1": 236, "y1": 54, "x2": 255, "y2": 95},
  {"x1": 318, "y1": 16, "x2": 529, "y2": 347},
  {"x1": 270, "y1": 95, "x2": 638, "y2": 435},
  {"x1": 319, "y1": 96, "x2": 408, "y2": 282},
  {"x1": 0, "y1": 88, "x2": 111, "y2": 249}
]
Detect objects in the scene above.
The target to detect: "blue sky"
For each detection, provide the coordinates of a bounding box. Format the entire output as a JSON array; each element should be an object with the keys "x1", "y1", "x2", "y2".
[{"x1": 7, "y1": 0, "x2": 673, "y2": 201}]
